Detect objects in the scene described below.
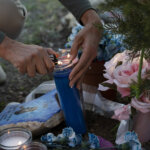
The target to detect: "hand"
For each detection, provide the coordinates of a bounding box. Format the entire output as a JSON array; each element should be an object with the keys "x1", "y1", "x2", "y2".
[
  {"x1": 0, "y1": 36, "x2": 58, "y2": 77},
  {"x1": 69, "y1": 10, "x2": 102, "y2": 89}
]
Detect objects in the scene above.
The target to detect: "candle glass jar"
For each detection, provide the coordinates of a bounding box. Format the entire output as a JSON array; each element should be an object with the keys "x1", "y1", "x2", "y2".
[
  {"x1": 0, "y1": 127, "x2": 32, "y2": 150},
  {"x1": 19, "y1": 142, "x2": 47, "y2": 150},
  {"x1": 53, "y1": 55, "x2": 86, "y2": 134}
]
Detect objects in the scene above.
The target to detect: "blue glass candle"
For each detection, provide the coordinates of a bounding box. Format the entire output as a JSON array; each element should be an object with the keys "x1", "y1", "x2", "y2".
[{"x1": 53, "y1": 55, "x2": 86, "y2": 134}]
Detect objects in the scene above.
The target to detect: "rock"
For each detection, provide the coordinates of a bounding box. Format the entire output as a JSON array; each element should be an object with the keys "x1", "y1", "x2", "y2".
[
  {"x1": 89, "y1": 0, "x2": 105, "y2": 6},
  {"x1": 0, "y1": 89, "x2": 63, "y2": 136},
  {"x1": 61, "y1": 13, "x2": 76, "y2": 28},
  {"x1": 0, "y1": 65, "x2": 6, "y2": 84},
  {"x1": 56, "y1": 24, "x2": 63, "y2": 32}
]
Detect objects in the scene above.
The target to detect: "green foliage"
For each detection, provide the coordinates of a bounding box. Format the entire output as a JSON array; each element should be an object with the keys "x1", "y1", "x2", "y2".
[
  {"x1": 19, "y1": 0, "x2": 66, "y2": 46},
  {"x1": 101, "y1": 82, "x2": 117, "y2": 90},
  {"x1": 140, "y1": 78, "x2": 150, "y2": 92},
  {"x1": 0, "y1": 101, "x2": 6, "y2": 112},
  {"x1": 99, "y1": 0, "x2": 150, "y2": 58},
  {"x1": 130, "y1": 82, "x2": 139, "y2": 98},
  {"x1": 130, "y1": 76, "x2": 150, "y2": 98}
]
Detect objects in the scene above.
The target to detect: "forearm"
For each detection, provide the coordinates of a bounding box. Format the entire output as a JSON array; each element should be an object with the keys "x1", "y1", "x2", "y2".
[
  {"x1": 0, "y1": 32, "x2": 8, "y2": 59},
  {"x1": 0, "y1": 36, "x2": 14, "y2": 59},
  {"x1": 59, "y1": 0, "x2": 94, "y2": 23}
]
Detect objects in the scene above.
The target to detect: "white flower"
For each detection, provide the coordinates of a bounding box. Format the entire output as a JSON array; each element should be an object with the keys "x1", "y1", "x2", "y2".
[
  {"x1": 68, "y1": 134, "x2": 82, "y2": 147},
  {"x1": 62, "y1": 127, "x2": 74, "y2": 138}
]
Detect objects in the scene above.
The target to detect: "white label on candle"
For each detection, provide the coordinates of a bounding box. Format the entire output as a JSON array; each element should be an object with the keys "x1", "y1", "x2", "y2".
[{"x1": 1, "y1": 136, "x2": 27, "y2": 147}]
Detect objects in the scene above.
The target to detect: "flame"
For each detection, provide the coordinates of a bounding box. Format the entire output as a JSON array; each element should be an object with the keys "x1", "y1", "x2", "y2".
[
  {"x1": 67, "y1": 53, "x2": 70, "y2": 58},
  {"x1": 58, "y1": 60, "x2": 63, "y2": 65},
  {"x1": 61, "y1": 49, "x2": 66, "y2": 54},
  {"x1": 22, "y1": 145, "x2": 27, "y2": 150},
  {"x1": 18, "y1": 141, "x2": 22, "y2": 145}
]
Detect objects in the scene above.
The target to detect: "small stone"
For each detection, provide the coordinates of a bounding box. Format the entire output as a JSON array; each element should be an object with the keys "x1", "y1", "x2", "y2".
[{"x1": 0, "y1": 65, "x2": 6, "y2": 84}]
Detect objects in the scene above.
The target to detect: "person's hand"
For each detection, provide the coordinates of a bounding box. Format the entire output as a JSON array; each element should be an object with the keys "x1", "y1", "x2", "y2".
[
  {"x1": 69, "y1": 9, "x2": 102, "y2": 89},
  {"x1": 0, "y1": 36, "x2": 58, "y2": 76}
]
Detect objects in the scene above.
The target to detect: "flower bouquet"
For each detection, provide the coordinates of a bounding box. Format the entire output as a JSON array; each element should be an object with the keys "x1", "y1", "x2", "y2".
[
  {"x1": 99, "y1": 50, "x2": 150, "y2": 120},
  {"x1": 96, "y1": 0, "x2": 150, "y2": 145},
  {"x1": 41, "y1": 127, "x2": 141, "y2": 150}
]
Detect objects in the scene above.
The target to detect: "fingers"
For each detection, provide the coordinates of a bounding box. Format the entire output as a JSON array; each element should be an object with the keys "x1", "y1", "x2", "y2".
[
  {"x1": 16, "y1": 62, "x2": 27, "y2": 75},
  {"x1": 26, "y1": 59, "x2": 36, "y2": 77},
  {"x1": 30, "y1": 47, "x2": 56, "y2": 75},
  {"x1": 45, "y1": 48, "x2": 59, "y2": 58},
  {"x1": 36, "y1": 59, "x2": 48, "y2": 75},
  {"x1": 43, "y1": 48, "x2": 57, "y2": 72},
  {"x1": 76, "y1": 75, "x2": 85, "y2": 90},
  {"x1": 69, "y1": 58, "x2": 91, "y2": 88},
  {"x1": 43, "y1": 55, "x2": 54, "y2": 73},
  {"x1": 70, "y1": 34, "x2": 83, "y2": 60},
  {"x1": 69, "y1": 52, "x2": 91, "y2": 80}
]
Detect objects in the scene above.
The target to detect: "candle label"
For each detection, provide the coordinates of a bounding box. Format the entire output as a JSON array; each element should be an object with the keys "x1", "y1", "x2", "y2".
[{"x1": 0, "y1": 90, "x2": 61, "y2": 126}]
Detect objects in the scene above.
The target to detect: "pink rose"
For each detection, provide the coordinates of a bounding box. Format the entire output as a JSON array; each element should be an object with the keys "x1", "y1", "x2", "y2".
[
  {"x1": 103, "y1": 51, "x2": 130, "y2": 84},
  {"x1": 131, "y1": 92, "x2": 150, "y2": 113},
  {"x1": 112, "y1": 104, "x2": 131, "y2": 121},
  {"x1": 98, "y1": 51, "x2": 130, "y2": 91},
  {"x1": 99, "y1": 50, "x2": 150, "y2": 97},
  {"x1": 113, "y1": 57, "x2": 149, "y2": 97}
]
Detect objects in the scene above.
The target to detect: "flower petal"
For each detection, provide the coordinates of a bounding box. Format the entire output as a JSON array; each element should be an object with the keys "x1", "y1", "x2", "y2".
[{"x1": 98, "y1": 84, "x2": 110, "y2": 91}]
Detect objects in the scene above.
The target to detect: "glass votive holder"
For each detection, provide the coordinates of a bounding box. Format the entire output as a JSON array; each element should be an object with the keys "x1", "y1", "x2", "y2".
[
  {"x1": 19, "y1": 142, "x2": 47, "y2": 150},
  {"x1": 0, "y1": 127, "x2": 32, "y2": 150}
]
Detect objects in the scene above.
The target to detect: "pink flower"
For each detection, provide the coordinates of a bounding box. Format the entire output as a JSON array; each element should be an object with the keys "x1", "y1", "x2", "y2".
[
  {"x1": 131, "y1": 93, "x2": 150, "y2": 113},
  {"x1": 99, "y1": 51, "x2": 130, "y2": 91},
  {"x1": 103, "y1": 51, "x2": 130, "y2": 84},
  {"x1": 112, "y1": 104, "x2": 131, "y2": 121},
  {"x1": 99, "y1": 50, "x2": 150, "y2": 97}
]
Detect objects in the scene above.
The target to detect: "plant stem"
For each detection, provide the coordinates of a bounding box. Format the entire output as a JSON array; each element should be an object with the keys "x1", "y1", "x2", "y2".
[{"x1": 136, "y1": 49, "x2": 145, "y2": 99}]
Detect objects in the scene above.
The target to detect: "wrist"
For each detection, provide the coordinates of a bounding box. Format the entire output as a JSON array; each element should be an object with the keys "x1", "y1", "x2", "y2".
[
  {"x1": 81, "y1": 9, "x2": 101, "y2": 26},
  {"x1": 0, "y1": 36, "x2": 14, "y2": 59},
  {"x1": 0, "y1": 31, "x2": 5, "y2": 44}
]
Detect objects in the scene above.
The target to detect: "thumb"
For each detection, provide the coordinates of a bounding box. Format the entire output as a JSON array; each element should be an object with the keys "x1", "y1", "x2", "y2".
[{"x1": 45, "y1": 48, "x2": 59, "y2": 58}]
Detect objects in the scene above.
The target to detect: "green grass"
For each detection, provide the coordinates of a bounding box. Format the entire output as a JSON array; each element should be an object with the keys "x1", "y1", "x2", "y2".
[
  {"x1": 0, "y1": 101, "x2": 6, "y2": 112},
  {"x1": 19, "y1": 0, "x2": 67, "y2": 46}
]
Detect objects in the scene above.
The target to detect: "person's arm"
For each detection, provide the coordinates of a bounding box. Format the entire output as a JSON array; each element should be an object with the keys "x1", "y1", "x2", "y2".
[
  {"x1": 69, "y1": 9, "x2": 102, "y2": 89},
  {"x1": 60, "y1": 0, "x2": 102, "y2": 89},
  {"x1": 0, "y1": 34, "x2": 58, "y2": 77}
]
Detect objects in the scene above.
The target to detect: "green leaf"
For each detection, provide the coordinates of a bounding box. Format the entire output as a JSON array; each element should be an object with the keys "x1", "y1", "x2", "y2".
[
  {"x1": 101, "y1": 82, "x2": 117, "y2": 90},
  {"x1": 98, "y1": 0, "x2": 150, "y2": 58},
  {"x1": 130, "y1": 82, "x2": 139, "y2": 98}
]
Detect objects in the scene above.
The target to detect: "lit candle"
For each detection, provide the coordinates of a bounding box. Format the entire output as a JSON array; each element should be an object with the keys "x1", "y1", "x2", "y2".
[
  {"x1": 1, "y1": 136, "x2": 27, "y2": 147},
  {"x1": 0, "y1": 128, "x2": 32, "y2": 150},
  {"x1": 56, "y1": 53, "x2": 71, "y2": 68},
  {"x1": 58, "y1": 60, "x2": 63, "y2": 65},
  {"x1": 67, "y1": 53, "x2": 70, "y2": 58},
  {"x1": 53, "y1": 53, "x2": 86, "y2": 134}
]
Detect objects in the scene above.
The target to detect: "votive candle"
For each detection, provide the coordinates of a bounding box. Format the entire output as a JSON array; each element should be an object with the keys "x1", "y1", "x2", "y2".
[
  {"x1": 19, "y1": 142, "x2": 47, "y2": 150},
  {"x1": 0, "y1": 127, "x2": 32, "y2": 150}
]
